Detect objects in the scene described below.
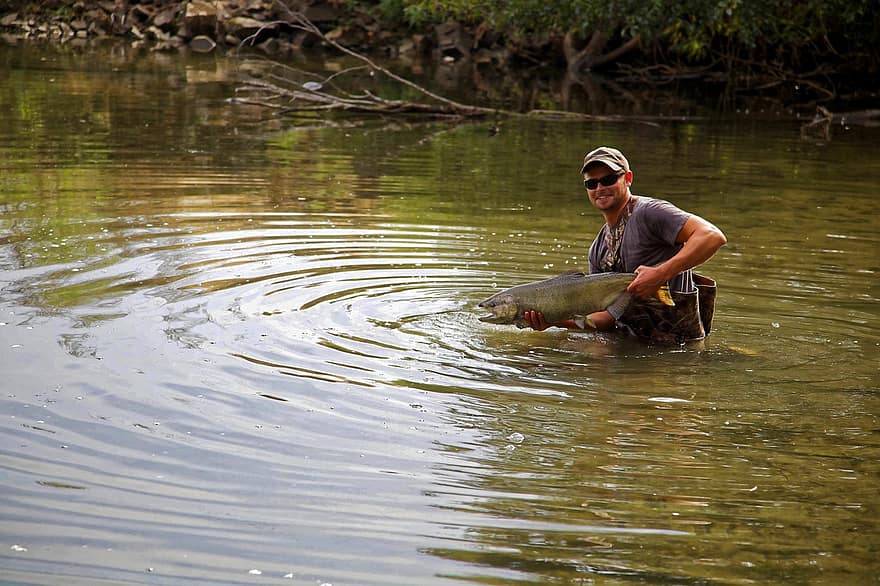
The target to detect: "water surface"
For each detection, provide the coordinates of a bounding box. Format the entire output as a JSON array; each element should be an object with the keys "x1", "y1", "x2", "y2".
[{"x1": 1, "y1": 43, "x2": 878, "y2": 585}]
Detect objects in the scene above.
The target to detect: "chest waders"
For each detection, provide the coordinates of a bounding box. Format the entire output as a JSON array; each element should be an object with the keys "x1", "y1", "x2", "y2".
[{"x1": 617, "y1": 273, "x2": 716, "y2": 344}]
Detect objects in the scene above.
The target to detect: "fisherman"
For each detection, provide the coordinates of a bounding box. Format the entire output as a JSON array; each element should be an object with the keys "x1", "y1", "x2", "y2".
[{"x1": 524, "y1": 146, "x2": 727, "y2": 343}]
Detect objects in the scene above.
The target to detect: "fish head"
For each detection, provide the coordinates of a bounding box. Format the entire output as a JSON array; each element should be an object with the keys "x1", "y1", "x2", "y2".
[{"x1": 477, "y1": 292, "x2": 519, "y2": 323}]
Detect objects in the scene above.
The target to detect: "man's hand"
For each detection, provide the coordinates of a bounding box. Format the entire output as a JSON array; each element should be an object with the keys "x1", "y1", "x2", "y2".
[
  {"x1": 524, "y1": 311, "x2": 612, "y2": 331},
  {"x1": 523, "y1": 310, "x2": 550, "y2": 331},
  {"x1": 628, "y1": 265, "x2": 668, "y2": 299},
  {"x1": 627, "y1": 215, "x2": 727, "y2": 299}
]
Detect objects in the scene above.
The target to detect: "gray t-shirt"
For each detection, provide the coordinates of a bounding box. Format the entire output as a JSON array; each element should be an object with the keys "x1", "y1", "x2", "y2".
[{"x1": 588, "y1": 195, "x2": 694, "y2": 293}]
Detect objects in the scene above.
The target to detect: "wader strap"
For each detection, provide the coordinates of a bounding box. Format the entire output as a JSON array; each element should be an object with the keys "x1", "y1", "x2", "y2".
[{"x1": 694, "y1": 273, "x2": 716, "y2": 336}]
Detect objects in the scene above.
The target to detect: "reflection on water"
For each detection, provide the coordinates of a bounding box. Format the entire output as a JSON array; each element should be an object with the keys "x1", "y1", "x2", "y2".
[{"x1": 1, "y1": 43, "x2": 879, "y2": 585}]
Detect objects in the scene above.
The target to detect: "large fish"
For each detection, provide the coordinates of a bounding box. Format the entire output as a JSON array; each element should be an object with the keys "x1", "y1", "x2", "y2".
[{"x1": 478, "y1": 271, "x2": 674, "y2": 329}]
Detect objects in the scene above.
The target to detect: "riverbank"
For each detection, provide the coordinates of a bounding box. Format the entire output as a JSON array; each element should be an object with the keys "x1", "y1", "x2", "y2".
[
  {"x1": 2, "y1": 0, "x2": 878, "y2": 117},
  {"x1": 1, "y1": 1, "x2": 425, "y2": 58}
]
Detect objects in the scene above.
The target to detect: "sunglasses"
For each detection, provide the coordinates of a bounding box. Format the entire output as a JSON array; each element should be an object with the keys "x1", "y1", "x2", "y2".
[{"x1": 584, "y1": 172, "x2": 623, "y2": 190}]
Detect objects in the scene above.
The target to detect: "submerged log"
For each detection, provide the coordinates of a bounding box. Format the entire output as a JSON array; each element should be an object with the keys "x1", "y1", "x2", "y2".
[{"x1": 801, "y1": 106, "x2": 880, "y2": 140}]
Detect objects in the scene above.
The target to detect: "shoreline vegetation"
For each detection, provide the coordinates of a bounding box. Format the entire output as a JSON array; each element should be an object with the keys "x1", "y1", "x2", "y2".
[{"x1": 2, "y1": 0, "x2": 878, "y2": 131}]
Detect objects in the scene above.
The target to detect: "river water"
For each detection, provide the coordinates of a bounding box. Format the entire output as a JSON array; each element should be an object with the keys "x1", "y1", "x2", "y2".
[{"x1": 1, "y1": 43, "x2": 878, "y2": 585}]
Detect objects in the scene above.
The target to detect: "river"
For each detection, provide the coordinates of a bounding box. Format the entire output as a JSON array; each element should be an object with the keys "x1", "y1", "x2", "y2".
[{"x1": 1, "y1": 42, "x2": 878, "y2": 585}]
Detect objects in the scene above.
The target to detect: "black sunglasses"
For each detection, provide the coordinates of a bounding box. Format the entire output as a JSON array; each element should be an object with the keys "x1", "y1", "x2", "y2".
[{"x1": 584, "y1": 172, "x2": 623, "y2": 190}]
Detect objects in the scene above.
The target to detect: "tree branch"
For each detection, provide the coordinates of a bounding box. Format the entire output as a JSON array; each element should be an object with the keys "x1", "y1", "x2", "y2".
[{"x1": 271, "y1": 1, "x2": 496, "y2": 117}]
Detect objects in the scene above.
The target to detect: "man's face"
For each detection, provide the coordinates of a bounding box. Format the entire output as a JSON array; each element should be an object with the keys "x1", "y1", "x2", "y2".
[{"x1": 584, "y1": 164, "x2": 629, "y2": 212}]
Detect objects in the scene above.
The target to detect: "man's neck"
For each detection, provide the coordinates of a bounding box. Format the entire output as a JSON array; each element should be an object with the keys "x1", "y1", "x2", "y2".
[{"x1": 604, "y1": 193, "x2": 633, "y2": 226}]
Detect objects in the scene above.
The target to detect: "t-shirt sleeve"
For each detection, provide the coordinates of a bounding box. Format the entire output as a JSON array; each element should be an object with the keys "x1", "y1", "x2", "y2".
[
  {"x1": 619, "y1": 198, "x2": 692, "y2": 275},
  {"x1": 639, "y1": 198, "x2": 690, "y2": 245}
]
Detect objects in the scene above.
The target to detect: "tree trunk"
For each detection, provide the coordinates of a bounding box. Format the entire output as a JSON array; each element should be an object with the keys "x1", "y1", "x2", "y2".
[{"x1": 564, "y1": 30, "x2": 641, "y2": 73}]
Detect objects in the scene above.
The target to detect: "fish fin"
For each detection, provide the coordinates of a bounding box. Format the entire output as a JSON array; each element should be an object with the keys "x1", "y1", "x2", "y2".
[
  {"x1": 605, "y1": 291, "x2": 633, "y2": 320},
  {"x1": 573, "y1": 315, "x2": 587, "y2": 329},
  {"x1": 656, "y1": 284, "x2": 675, "y2": 306}
]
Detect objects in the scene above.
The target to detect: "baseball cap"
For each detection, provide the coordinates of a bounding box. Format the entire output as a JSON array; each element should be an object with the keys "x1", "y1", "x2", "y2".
[{"x1": 581, "y1": 146, "x2": 630, "y2": 174}]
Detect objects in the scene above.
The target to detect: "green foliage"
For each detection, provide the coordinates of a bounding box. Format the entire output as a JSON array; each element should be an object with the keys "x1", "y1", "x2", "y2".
[
  {"x1": 343, "y1": 0, "x2": 413, "y2": 28},
  {"x1": 397, "y1": 0, "x2": 878, "y2": 66}
]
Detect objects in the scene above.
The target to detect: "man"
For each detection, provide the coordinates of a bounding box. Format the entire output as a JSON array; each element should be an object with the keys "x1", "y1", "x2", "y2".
[{"x1": 524, "y1": 146, "x2": 727, "y2": 343}]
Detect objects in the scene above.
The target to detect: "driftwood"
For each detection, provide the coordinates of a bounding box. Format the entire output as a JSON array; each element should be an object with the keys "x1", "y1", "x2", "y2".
[
  {"x1": 801, "y1": 106, "x2": 880, "y2": 140},
  {"x1": 232, "y1": 3, "x2": 668, "y2": 125},
  {"x1": 233, "y1": 3, "x2": 497, "y2": 119}
]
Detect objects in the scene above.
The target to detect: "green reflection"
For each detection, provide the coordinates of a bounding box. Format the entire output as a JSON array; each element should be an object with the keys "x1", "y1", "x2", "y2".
[{"x1": 0, "y1": 41, "x2": 878, "y2": 586}]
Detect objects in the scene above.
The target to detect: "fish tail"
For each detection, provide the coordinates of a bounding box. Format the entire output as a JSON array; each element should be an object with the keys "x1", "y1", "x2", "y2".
[{"x1": 656, "y1": 283, "x2": 675, "y2": 306}]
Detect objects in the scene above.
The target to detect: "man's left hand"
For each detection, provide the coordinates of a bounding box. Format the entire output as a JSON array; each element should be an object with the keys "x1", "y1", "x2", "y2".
[{"x1": 628, "y1": 265, "x2": 668, "y2": 298}]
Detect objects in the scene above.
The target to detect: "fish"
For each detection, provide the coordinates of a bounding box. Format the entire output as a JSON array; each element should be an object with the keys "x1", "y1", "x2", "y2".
[{"x1": 478, "y1": 271, "x2": 674, "y2": 329}]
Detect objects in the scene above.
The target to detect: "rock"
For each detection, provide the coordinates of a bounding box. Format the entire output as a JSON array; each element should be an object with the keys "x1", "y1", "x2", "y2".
[
  {"x1": 397, "y1": 35, "x2": 431, "y2": 55},
  {"x1": 225, "y1": 16, "x2": 274, "y2": 41},
  {"x1": 109, "y1": 5, "x2": 131, "y2": 35},
  {"x1": 303, "y1": 4, "x2": 338, "y2": 23},
  {"x1": 184, "y1": 1, "x2": 218, "y2": 37},
  {"x1": 154, "y1": 8, "x2": 179, "y2": 29},
  {"x1": 147, "y1": 26, "x2": 172, "y2": 42},
  {"x1": 84, "y1": 10, "x2": 105, "y2": 22},
  {"x1": 324, "y1": 26, "x2": 364, "y2": 47},
  {"x1": 435, "y1": 22, "x2": 472, "y2": 58},
  {"x1": 128, "y1": 5, "x2": 153, "y2": 26},
  {"x1": 475, "y1": 47, "x2": 508, "y2": 65},
  {"x1": 190, "y1": 35, "x2": 217, "y2": 52},
  {"x1": 0, "y1": 13, "x2": 20, "y2": 27}
]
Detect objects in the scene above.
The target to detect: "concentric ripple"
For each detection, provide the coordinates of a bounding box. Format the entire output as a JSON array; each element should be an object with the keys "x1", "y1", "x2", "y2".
[{"x1": 3, "y1": 44, "x2": 880, "y2": 585}]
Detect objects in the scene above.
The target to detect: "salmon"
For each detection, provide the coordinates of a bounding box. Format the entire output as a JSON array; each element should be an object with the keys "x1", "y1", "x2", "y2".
[{"x1": 478, "y1": 271, "x2": 674, "y2": 329}]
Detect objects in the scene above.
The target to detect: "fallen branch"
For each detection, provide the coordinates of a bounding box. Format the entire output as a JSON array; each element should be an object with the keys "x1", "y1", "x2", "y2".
[
  {"x1": 232, "y1": 2, "x2": 499, "y2": 119},
  {"x1": 801, "y1": 105, "x2": 880, "y2": 140},
  {"x1": 233, "y1": 4, "x2": 708, "y2": 125}
]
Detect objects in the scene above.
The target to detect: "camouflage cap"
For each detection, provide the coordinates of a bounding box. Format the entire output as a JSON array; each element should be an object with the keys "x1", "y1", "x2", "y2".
[{"x1": 581, "y1": 146, "x2": 630, "y2": 174}]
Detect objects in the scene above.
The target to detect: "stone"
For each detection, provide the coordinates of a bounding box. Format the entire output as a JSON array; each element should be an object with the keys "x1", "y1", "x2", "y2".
[
  {"x1": 0, "y1": 13, "x2": 20, "y2": 27},
  {"x1": 435, "y1": 22, "x2": 472, "y2": 58},
  {"x1": 303, "y1": 4, "x2": 338, "y2": 23},
  {"x1": 190, "y1": 35, "x2": 217, "y2": 52},
  {"x1": 226, "y1": 16, "x2": 270, "y2": 36},
  {"x1": 154, "y1": 8, "x2": 178, "y2": 29},
  {"x1": 184, "y1": 1, "x2": 218, "y2": 36}
]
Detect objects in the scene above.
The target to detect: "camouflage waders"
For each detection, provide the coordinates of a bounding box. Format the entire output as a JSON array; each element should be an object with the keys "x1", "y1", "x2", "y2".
[{"x1": 617, "y1": 273, "x2": 717, "y2": 344}]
